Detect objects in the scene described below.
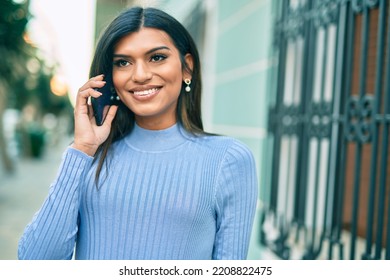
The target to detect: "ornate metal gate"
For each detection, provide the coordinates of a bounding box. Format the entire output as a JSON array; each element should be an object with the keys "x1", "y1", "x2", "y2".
[{"x1": 263, "y1": 0, "x2": 390, "y2": 259}]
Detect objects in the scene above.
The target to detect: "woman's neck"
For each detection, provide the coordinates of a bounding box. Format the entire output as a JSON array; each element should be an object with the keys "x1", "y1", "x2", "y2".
[
  {"x1": 125, "y1": 122, "x2": 189, "y2": 152},
  {"x1": 135, "y1": 115, "x2": 177, "y2": 130}
]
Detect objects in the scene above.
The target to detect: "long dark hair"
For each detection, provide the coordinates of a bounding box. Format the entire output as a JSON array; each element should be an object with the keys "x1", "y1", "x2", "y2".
[{"x1": 89, "y1": 7, "x2": 204, "y2": 184}]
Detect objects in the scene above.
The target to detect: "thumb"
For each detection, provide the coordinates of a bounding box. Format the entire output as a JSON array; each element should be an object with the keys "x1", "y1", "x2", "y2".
[{"x1": 102, "y1": 105, "x2": 118, "y2": 128}]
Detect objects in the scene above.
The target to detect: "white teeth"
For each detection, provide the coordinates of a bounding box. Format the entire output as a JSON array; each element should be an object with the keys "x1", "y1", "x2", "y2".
[{"x1": 133, "y1": 88, "x2": 158, "y2": 96}]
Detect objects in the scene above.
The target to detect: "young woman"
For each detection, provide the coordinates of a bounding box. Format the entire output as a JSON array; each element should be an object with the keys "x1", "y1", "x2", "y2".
[{"x1": 18, "y1": 6, "x2": 258, "y2": 260}]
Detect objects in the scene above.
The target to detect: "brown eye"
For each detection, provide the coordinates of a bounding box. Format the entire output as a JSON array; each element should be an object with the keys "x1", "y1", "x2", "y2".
[
  {"x1": 150, "y1": 54, "x2": 167, "y2": 62},
  {"x1": 113, "y1": 59, "x2": 130, "y2": 67}
]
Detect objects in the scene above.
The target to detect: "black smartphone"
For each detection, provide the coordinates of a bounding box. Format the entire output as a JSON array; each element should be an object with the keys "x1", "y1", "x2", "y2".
[{"x1": 91, "y1": 72, "x2": 120, "y2": 126}]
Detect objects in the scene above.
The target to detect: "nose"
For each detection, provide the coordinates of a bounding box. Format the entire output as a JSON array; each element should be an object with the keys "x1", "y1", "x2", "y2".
[{"x1": 132, "y1": 61, "x2": 152, "y2": 83}]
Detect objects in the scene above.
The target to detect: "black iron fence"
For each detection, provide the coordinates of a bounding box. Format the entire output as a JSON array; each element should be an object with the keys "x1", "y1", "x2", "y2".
[{"x1": 262, "y1": 0, "x2": 390, "y2": 259}]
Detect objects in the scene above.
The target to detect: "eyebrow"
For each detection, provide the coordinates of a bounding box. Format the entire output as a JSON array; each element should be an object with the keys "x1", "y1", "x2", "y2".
[{"x1": 113, "y1": 46, "x2": 171, "y2": 58}]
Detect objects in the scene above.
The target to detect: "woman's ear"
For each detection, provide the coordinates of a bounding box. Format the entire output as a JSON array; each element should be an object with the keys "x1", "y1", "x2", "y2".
[{"x1": 183, "y1": 53, "x2": 194, "y2": 80}]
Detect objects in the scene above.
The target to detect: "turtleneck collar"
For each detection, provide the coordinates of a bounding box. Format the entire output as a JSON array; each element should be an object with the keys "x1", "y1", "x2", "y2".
[{"x1": 124, "y1": 122, "x2": 190, "y2": 152}]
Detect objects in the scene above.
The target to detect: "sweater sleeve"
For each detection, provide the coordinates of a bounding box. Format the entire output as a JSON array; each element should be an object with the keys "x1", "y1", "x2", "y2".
[
  {"x1": 18, "y1": 147, "x2": 93, "y2": 260},
  {"x1": 212, "y1": 140, "x2": 258, "y2": 260}
]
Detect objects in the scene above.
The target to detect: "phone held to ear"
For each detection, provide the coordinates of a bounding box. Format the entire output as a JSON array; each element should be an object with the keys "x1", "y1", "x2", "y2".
[{"x1": 91, "y1": 73, "x2": 121, "y2": 126}]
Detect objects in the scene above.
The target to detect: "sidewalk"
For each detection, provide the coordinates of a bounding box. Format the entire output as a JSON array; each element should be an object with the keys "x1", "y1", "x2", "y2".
[{"x1": 0, "y1": 139, "x2": 70, "y2": 259}]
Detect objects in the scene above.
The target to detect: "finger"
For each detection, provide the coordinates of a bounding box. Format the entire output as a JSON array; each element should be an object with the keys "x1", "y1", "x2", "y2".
[
  {"x1": 89, "y1": 74, "x2": 104, "y2": 82},
  {"x1": 91, "y1": 112, "x2": 97, "y2": 126},
  {"x1": 77, "y1": 74, "x2": 105, "y2": 90},
  {"x1": 87, "y1": 103, "x2": 94, "y2": 120},
  {"x1": 102, "y1": 105, "x2": 118, "y2": 128},
  {"x1": 74, "y1": 90, "x2": 101, "y2": 118},
  {"x1": 78, "y1": 79, "x2": 106, "y2": 93},
  {"x1": 76, "y1": 88, "x2": 102, "y2": 106}
]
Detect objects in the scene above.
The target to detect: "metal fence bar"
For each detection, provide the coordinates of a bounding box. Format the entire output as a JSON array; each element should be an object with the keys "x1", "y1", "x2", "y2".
[
  {"x1": 306, "y1": 20, "x2": 331, "y2": 259},
  {"x1": 317, "y1": 22, "x2": 332, "y2": 259},
  {"x1": 349, "y1": 4, "x2": 370, "y2": 260},
  {"x1": 317, "y1": 21, "x2": 345, "y2": 254},
  {"x1": 342, "y1": 0, "x2": 355, "y2": 257},
  {"x1": 363, "y1": 0, "x2": 387, "y2": 260},
  {"x1": 327, "y1": 1, "x2": 348, "y2": 260},
  {"x1": 296, "y1": 0, "x2": 315, "y2": 234},
  {"x1": 269, "y1": 0, "x2": 289, "y2": 215},
  {"x1": 288, "y1": 2, "x2": 315, "y2": 257},
  {"x1": 378, "y1": 0, "x2": 390, "y2": 259}
]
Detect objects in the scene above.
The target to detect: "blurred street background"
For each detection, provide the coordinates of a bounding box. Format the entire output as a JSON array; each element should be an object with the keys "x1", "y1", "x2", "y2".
[
  {"x1": 0, "y1": 136, "x2": 70, "y2": 259},
  {"x1": 1, "y1": 0, "x2": 390, "y2": 260}
]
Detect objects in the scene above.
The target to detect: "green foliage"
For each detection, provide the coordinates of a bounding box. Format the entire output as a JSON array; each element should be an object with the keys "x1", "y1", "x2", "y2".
[
  {"x1": 0, "y1": 0, "x2": 29, "y2": 45},
  {"x1": 0, "y1": 0, "x2": 31, "y2": 81},
  {"x1": 0, "y1": 0, "x2": 71, "y2": 115}
]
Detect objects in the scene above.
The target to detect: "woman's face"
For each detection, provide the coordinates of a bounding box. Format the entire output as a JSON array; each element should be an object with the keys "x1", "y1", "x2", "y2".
[{"x1": 112, "y1": 27, "x2": 192, "y2": 130}]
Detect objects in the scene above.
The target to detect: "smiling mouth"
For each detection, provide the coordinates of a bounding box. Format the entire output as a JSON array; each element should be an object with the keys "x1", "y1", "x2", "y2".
[{"x1": 131, "y1": 87, "x2": 160, "y2": 96}]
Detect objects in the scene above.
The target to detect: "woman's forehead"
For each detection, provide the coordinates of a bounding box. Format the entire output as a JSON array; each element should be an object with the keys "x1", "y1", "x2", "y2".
[{"x1": 114, "y1": 27, "x2": 177, "y2": 54}]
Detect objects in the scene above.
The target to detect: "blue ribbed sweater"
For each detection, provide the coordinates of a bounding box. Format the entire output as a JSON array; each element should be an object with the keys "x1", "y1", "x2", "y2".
[{"x1": 18, "y1": 123, "x2": 258, "y2": 260}]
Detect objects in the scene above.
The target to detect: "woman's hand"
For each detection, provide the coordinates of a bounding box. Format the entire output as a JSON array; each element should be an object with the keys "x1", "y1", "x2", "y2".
[{"x1": 71, "y1": 74, "x2": 118, "y2": 156}]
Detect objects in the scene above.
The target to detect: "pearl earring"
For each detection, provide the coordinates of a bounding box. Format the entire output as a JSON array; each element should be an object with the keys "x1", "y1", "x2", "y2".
[{"x1": 184, "y1": 79, "x2": 191, "y2": 92}]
